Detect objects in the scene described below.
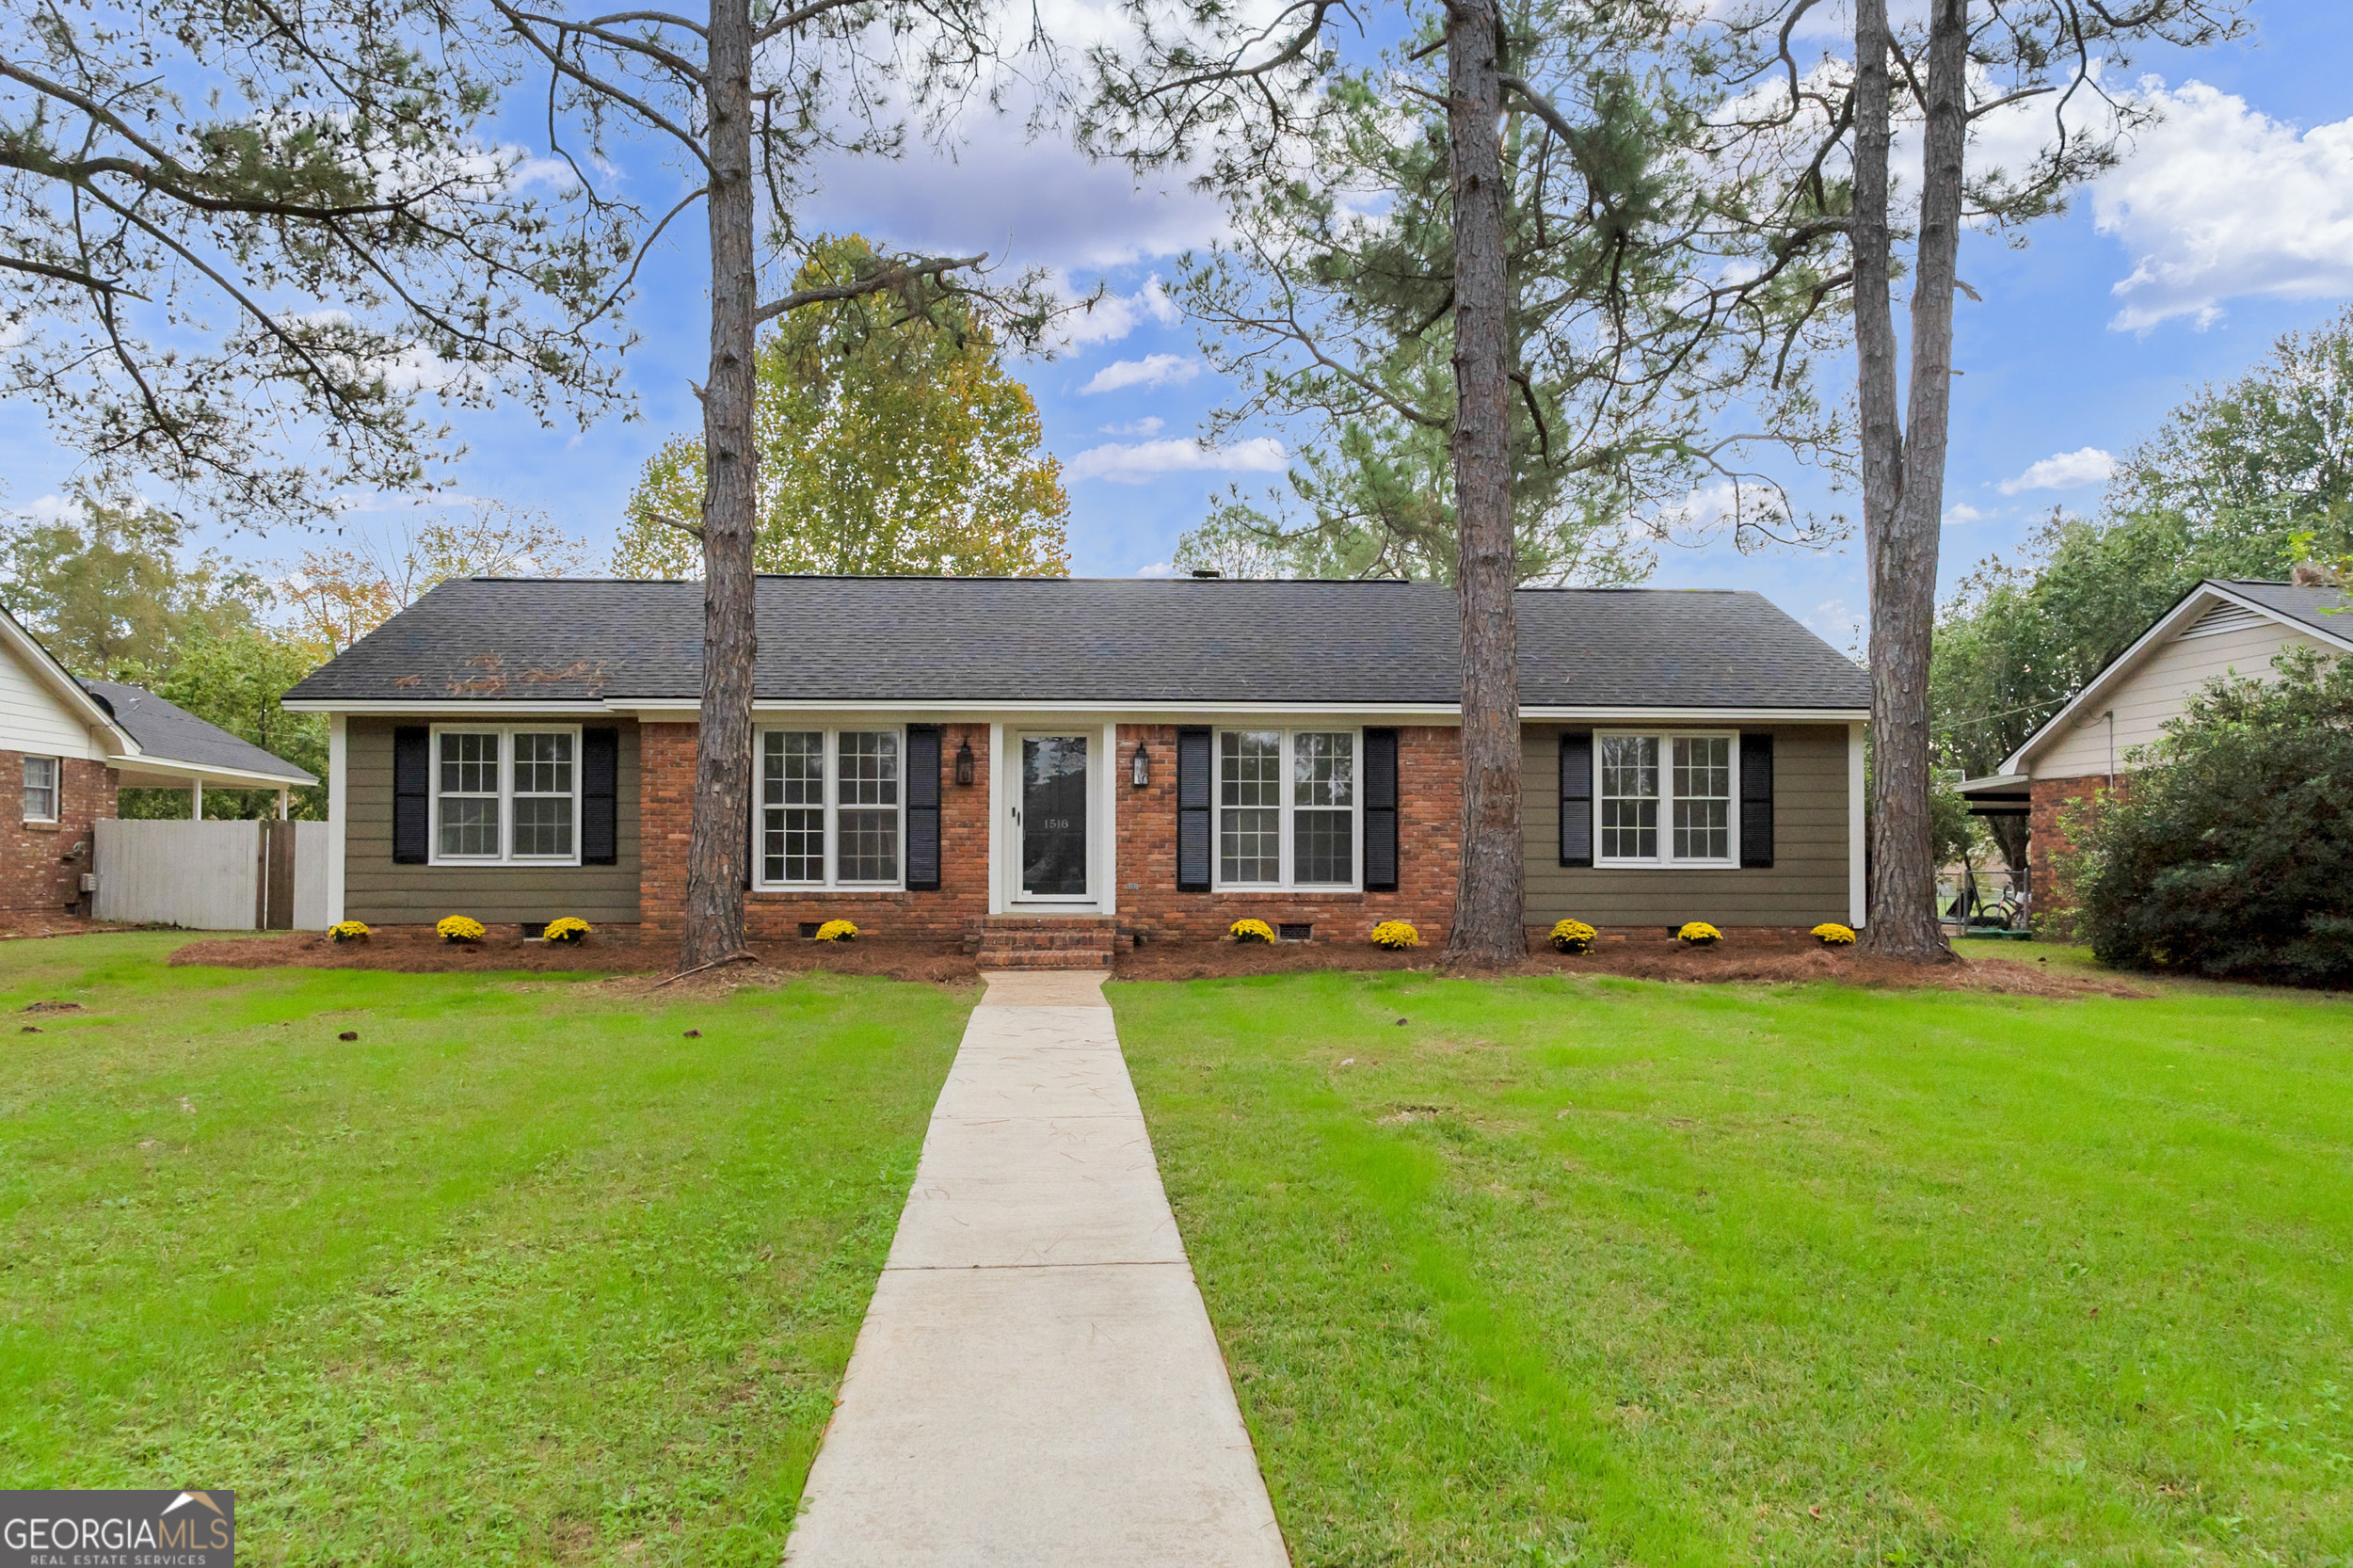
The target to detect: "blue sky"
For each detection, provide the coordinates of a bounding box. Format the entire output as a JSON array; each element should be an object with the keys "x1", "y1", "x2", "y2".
[{"x1": 3, "y1": 0, "x2": 2348, "y2": 648}]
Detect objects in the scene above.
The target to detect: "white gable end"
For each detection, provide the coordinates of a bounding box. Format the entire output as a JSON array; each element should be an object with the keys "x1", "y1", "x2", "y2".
[{"x1": 0, "y1": 634, "x2": 109, "y2": 759}]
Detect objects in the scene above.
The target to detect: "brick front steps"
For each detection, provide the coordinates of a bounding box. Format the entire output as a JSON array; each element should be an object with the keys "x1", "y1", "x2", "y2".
[{"x1": 975, "y1": 917, "x2": 1117, "y2": 971}]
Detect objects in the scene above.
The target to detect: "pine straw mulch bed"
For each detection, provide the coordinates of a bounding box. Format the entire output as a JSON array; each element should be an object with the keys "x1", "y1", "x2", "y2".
[
  {"x1": 165, "y1": 929, "x2": 2146, "y2": 1000},
  {"x1": 167, "y1": 930, "x2": 981, "y2": 985},
  {"x1": 1111, "y1": 936, "x2": 2152, "y2": 998}
]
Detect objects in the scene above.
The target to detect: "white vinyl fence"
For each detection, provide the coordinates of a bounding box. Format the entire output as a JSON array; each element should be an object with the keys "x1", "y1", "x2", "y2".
[{"x1": 93, "y1": 818, "x2": 330, "y2": 931}]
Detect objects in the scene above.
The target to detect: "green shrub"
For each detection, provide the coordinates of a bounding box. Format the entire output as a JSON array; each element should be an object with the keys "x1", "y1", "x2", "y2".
[{"x1": 2072, "y1": 646, "x2": 2353, "y2": 984}]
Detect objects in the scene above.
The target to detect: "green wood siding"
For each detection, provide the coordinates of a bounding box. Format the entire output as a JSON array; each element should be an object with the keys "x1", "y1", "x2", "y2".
[
  {"x1": 1521, "y1": 723, "x2": 1850, "y2": 927},
  {"x1": 344, "y1": 717, "x2": 642, "y2": 926}
]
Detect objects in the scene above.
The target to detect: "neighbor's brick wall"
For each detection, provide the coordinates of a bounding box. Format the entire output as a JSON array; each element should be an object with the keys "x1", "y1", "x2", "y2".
[
  {"x1": 1112, "y1": 724, "x2": 1461, "y2": 944},
  {"x1": 3, "y1": 752, "x2": 113, "y2": 913},
  {"x1": 2028, "y1": 773, "x2": 2118, "y2": 935},
  {"x1": 638, "y1": 721, "x2": 993, "y2": 939}
]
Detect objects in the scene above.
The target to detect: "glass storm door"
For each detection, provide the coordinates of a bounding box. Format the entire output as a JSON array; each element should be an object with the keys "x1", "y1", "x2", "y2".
[{"x1": 1019, "y1": 734, "x2": 1090, "y2": 898}]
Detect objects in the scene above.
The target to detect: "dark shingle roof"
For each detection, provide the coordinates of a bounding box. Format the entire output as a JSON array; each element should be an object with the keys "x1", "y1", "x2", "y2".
[
  {"x1": 283, "y1": 576, "x2": 1870, "y2": 711},
  {"x1": 85, "y1": 680, "x2": 316, "y2": 781},
  {"x1": 2220, "y1": 579, "x2": 2353, "y2": 642}
]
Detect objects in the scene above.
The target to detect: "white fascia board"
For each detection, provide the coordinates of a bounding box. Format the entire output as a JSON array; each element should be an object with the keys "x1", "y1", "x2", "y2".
[
  {"x1": 287, "y1": 697, "x2": 1869, "y2": 725},
  {"x1": 1519, "y1": 706, "x2": 1869, "y2": 723},
  {"x1": 1996, "y1": 580, "x2": 2332, "y2": 776},
  {"x1": 279, "y1": 698, "x2": 616, "y2": 714},
  {"x1": 109, "y1": 754, "x2": 320, "y2": 789},
  {"x1": 1952, "y1": 773, "x2": 2030, "y2": 795}
]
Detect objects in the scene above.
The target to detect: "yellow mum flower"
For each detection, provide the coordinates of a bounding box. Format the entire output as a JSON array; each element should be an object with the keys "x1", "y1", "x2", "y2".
[
  {"x1": 543, "y1": 918, "x2": 593, "y2": 944},
  {"x1": 437, "y1": 915, "x2": 486, "y2": 944},
  {"x1": 1676, "y1": 920, "x2": 1721, "y2": 945},
  {"x1": 1369, "y1": 920, "x2": 1419, "y2": 951},
  {"x1": 1229, "y1": 919, "x2": 1276, "y2": 944},
  {"x1": 815, "y1": 919, "x2": 859, "y2": 942},
  {"x1": 1548, "y1": 919, "x2": 1596, "y2": 953},
  {"x1": 328, "y1": 920, "x2": 371, "y2": 944},
  {"x1": 1811, "y1": 922, "x2": 1857, "y2": 946}
]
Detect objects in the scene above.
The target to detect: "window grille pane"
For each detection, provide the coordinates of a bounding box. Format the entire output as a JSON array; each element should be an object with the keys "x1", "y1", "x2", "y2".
[
  {"x1": 838, "y1": 732, "x2": 898, "y2": 807},
  {"x1": 439, "y1": 732, "x2": 498, "y2": 795},
  {"x1": 24, "y1": 757, "x2": 58, "y2": 820},
  {"x1": 837, "y1": 807, "x2": 898, "y2": 882},
  {"x1": 1598, "y1": 736, "x2": 1659, "y2": 859},
  {"x1": 1220, "y1": 731, "x2": 1280, "y2": 807},
  {"x1": 1294, "y1": 808, "x2": 1352, "y2": 885},
  {"x1": 1220, "y1": 807, "x2": 1280, "y2": 883},
  {"x1": 764, "y1": 807, "x2": 825, "y2": 883},
  {"x1": 764, "y1": 731, "x2": 824, "y2": 808},
  {"x1": 511, "y1": 795, "x2": 573, "y2": 857},
  {"x1": 511, "y1": 731, "x2": 573, "y2": 795},
  {"x1": 439, "y1": 795, "x2": 499, "y2": 857},
  {"x1": 1292, "y1": 732, "x2": 1354, "y2": 807},
  {"x1": 1672, "y1": 736, "x2": 1732, "y2": 859}
]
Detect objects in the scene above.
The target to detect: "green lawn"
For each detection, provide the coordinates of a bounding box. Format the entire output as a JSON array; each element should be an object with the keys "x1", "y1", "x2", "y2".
[
  {"x1": 0, "y1": 934, "x2": 968, "y2": 1566},
  {"x1": 1110, "y1": 968, "x2": 2353, "y2": 1567}
]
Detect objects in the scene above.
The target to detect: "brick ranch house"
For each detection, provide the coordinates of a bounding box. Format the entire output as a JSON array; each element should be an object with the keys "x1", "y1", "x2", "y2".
[
  {"x1": 4, "y1": 600, "x2": 319, "y2": 918},
  {"x1": 1955, "y1": 578, "x2": 2352, "y2": 923},
  {"x1": 280, "y1": 575, "x2": 1871, "y2": 947}
]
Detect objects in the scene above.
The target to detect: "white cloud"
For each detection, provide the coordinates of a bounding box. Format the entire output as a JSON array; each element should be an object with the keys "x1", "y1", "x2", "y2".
[
  {"x1": 1080, "y1": 354, "x2": 1200, "y2": 394},
  {"x1": 1134, "y1": 560, "x2": 1178, "y2": 577},
  {"x1": 1064, "y1": 436, "x2": 1287, "y2": 485},
  {"x1": 1998, "y1": 447, "x2": 2114, "y2": 494},
  {"x1": 1099, "y1": 416, "x2": 1165, "y2": 436},
  {"x1": 1944, "y1": 503, "x2": 1989, "y2": 525},
  {"x1": 2095, "y1": 79, "x2": 2353, "y2": 330},
  {"x1": 1051, "y1": 279, "x2": 1183, "y2": 350}
]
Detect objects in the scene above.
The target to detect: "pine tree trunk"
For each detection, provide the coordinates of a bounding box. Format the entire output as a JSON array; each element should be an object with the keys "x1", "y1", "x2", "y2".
[
  {"x1": 1860, "y1": 0, "x2": 1964, "y2": 963},
  {"x1": 1441, "y1": 0, "x2": 1527, "y2": 968},
  {"x1": 679, "y1": 0, "x2": 758, "y2": 969}
]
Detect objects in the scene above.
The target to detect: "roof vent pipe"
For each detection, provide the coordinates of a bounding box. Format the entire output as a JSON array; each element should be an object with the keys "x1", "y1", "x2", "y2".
[{"x1": 1191, "y1": 568, "x2": 1221, "y2": 579}]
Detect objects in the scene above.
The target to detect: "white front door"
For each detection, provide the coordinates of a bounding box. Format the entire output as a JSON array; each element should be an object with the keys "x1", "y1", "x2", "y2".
[{"x1": 1013, "y1": 732, "x2": 1092, "y2": 903}]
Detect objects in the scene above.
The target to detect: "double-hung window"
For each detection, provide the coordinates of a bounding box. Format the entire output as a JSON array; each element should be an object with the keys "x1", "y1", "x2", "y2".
[
  {"x1": 431, "y1": 727, "x2": 580, "y2": 863},
  {"x1": 757, "y1": 728, "x2": 903, "y2": 888},
  {"x1": 1594, "y1": 732, "x2": 1735, "y2": 867},
  {"x1": 1217, "y1": 729, "x2": 1357, "y2": 888},
  {"x1": 23, "y1": 756, "x2": 60, "y2": 823}
]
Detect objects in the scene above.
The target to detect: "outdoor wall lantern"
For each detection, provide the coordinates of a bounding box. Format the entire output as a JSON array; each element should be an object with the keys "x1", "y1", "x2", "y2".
[
  {"x1": 1130, "y1": 741, "x2": 1151, "y2": 789},
  {"x1": 954, "y1": 738, "x2": 976, "y2": 787}
]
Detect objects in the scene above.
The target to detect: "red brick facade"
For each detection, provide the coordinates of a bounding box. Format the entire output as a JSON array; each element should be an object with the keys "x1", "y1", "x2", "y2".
[
  {"x1": 638, "y1": 720, "x2": 996, "y2": 940},
  {"x1": 1110, "y1": 723, "x2": 1461, "y2": 944},
  {"x1": 4, "y1": 751, "x2": 113, "y2": 914},
  {"x1": 2028, "y1": 773, "x2": 2119, "y2": 935}
]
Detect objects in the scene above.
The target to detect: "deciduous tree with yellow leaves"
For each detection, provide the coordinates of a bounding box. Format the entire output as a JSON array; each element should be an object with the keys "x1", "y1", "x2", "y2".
[{"x1": 613, "y1": 236, "x2": 1069, "y2": 581}]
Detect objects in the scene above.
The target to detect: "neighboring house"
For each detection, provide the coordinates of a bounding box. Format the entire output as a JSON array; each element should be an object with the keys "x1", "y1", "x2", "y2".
[
  {"x1": 280, "y1": 576, "x2": 1872, "y2": 942},
  {"x1": 1955, "y1": 579, "x2": 2353, "y2": 911},
  {"x1": 3, "y1": 601, "x2": 319, "y2": 915}
]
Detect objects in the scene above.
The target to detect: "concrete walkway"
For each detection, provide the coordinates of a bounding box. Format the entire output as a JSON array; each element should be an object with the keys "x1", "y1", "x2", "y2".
[{"x1": 781, "y1": 970, "x2": 1290, "y2": 1568}]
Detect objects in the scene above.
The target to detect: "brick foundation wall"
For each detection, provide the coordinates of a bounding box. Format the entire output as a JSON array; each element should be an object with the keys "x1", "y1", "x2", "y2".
[
  {"x1": 1111, "y1": 724, "x2": 1462, "y2": 944},
  {"x1": 3, "y1": 752, "x2": 113, "y2": 913},
  {"x1": 2028, "y1": 773, "x2": 2118, "y2": 935},
  {"x1": 638, "y1": 721, "x2": 994, "y2": 940}
]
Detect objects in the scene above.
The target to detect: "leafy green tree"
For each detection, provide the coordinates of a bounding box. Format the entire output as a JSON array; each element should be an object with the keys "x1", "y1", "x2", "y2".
[
  {"x1": 613, "y1": 238, "x2": 1069, "y2": 581},
  {"x1": 0, "y1": 492, "x2": 256, "y2": 677},
  {"x1": 120, "y1": 624, "x2": 329, "y2": 820},
  {"x1": 2071, "y1": 647, "x2": 2353, "y2": 984}
]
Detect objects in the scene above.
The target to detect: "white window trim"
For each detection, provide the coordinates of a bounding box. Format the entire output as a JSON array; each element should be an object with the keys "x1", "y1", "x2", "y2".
[
  {"x1": 23, "y1": 755, "x2": 61, "y2": 823},
  {"x1": 1211, "y1": 727, "x2": 1364, "y2": 892},
  {"x1": 426, "y1": 723, "x2": 584, "y2": 867},
  {"x1": 752, "y1": 726, "x2": 907, "y2": 892},
  {"x1": 1592, "y1": 729, "x2": 1740, "y2": 870}
]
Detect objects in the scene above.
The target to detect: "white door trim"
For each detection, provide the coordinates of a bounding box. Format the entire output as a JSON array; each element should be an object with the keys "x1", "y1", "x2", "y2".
[{"x1": 1004, "y1": 728, "x2": 1106, "y2": 912}]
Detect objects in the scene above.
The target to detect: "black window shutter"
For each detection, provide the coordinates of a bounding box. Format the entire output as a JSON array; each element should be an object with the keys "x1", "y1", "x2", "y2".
[
  {"x1": 1558, "y1": 730, "x2": 1593, "y2": 867},
  {"x1": 1176, "y1": 727, "x2": 1211, "y2": 892},
  {"x1": 1363, "y1": 727, "x2": 1400, "y2": 892},
  {"x1": 392, "y1": 726, "x2": 430, "y2": 864},
  {"x1": 582, "y1": 727, "x2": 619, "y2": 865},
  {"x1": 1740, "y1": 731, "x2": 1775, "y2": 868},
  {"x1": 905, "y1": 725, "x2": 942, "y2": 890}
]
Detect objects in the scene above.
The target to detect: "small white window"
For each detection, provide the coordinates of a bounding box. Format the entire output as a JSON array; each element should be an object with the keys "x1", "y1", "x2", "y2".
[
  {"x1": 1216, "y1": 728, "x2": 1358, "y2": 889},
  {"x1": 1594, "y1": 731, "x2": 1737, "y2": 868},
  {"x1": 430, "y1": 727, "x2": 581, "y2": 865},
  {"x1": 24, "y1": 756, "x2": 60, "y2": 823},
  {"x1": 755, "y1": 728, "x2": 904, "y2": 888}
]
